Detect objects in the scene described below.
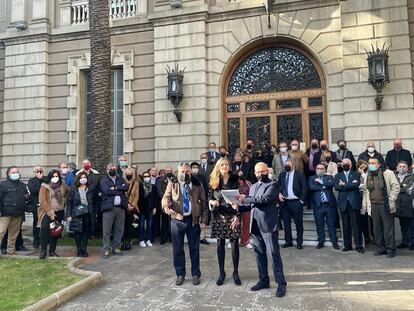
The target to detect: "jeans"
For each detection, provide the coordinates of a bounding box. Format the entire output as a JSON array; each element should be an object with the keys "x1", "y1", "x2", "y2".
[
  {"x1": 138, "y1": 209, "x2": 153, "y2": 242},
  {"x1": 170, "y1": 217, "x2": 201, "y2": 277},
  {"x1": 102, "y1": 207, "x2": 125, "y2": 251}
]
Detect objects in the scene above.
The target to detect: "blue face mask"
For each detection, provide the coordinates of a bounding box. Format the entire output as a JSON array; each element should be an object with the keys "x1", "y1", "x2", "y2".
[
  {"x1": 9, "y1": 173, "x2": 20, "y2": 181},
  {"x1": 119, "y1": 160, "x2": 127, "y2": 167},
  {"x1": 368, "y1": 164, "x2": 378, "y2": 172}
]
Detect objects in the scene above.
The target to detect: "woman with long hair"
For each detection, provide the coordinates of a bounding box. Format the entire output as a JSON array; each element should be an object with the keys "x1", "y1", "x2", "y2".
[
  {"x1": 66, "y1": 172, "x2": 94, "y2": 257},
  {"x1": 209, "y1": 158, "x2": 241, "y2": 286},
  {"x1": 38, "y1": 169, "x2": 70, "y2": 259},
  {"x1": 122, "y1": 167, "x2": 139, "y2": 250}
]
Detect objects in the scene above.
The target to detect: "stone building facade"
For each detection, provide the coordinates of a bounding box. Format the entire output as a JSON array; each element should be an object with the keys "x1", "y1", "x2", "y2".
[{"x1": 0, "y1": 0, "x2": 414, "y2": 177}]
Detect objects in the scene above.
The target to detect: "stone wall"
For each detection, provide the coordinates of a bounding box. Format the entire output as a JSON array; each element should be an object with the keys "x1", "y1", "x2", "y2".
[{"x1": 0, "y1": 45, "x2": 4, "y2": 169}]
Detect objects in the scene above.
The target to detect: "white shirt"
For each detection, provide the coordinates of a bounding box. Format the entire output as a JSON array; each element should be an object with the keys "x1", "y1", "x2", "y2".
[
  {"x1": 180, "y1": 182, "x2": 192, "y2": 216},
  {"x1": 286, "y1": 171, "x2": 298, "y2": 200},
  {"x1": 151, "y1": 176, "x2": 157, "y2": 185}
]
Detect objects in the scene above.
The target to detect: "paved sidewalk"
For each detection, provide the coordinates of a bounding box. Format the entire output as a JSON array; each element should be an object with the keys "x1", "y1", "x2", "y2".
[{"x1": 55, "y1": 242, "x2": 414, "y2": 311}]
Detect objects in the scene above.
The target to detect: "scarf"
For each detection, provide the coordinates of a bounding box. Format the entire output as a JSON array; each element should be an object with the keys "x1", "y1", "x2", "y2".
[
  {"x1": 367, "y1": 169, "x2": 385, "y2": 192},
  {"x1": 143, "y1": 181, "x2": 152, "y2": 198}
]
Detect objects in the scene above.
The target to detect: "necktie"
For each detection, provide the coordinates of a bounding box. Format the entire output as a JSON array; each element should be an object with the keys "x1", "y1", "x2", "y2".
[
  {"x1": 182, "y1": 185, "x2": 189, "y2": 213},
  {"x1": 320, "y1": 190, "x2": 327, "y2": 204},
  {"x1": 283, "y1": 173, "x2": 289, "y2": 197}
]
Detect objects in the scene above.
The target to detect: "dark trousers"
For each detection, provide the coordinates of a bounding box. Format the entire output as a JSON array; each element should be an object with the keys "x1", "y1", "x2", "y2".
[
  {"x1": 399, "y1": 217, "x2": 414, "y2": 246},
  {"x1": 1, "y1": 229, "x2": 24, "y2": 249},
  {"x1": 251, "y1": 219, "x2": 286, "y2": 285},
  {"x1": 313, "y1": 203, "x2": 337, "y2": 244},
  {"x1": 360, "y1": 213, "x2": 373, "y2": 243},
  {"x1": 341, "y1": 203, "x2": 363, "y2": 248},
  {"x1": 282, "y1": 199, "x2": 303, "y2": 244},
  {"x1": 372, "y1": 203, "x2": 395, "y2": 253},
  {"x1": 170, "y1": 217, "x2": 200, "y2": 278},
  {"x1": 152, "y1": 208, "x2": 161, "y2": 238},
  {"x1": 217, "y1": 238, "x2": 239, "y2": 276},
  {"x1": 40, "y1": 210, "x2": 64, "y2": 253},
  {"x1": 138, "y1": 209, "x2": 153, "y2": 242},
  {"x1": 32, "y1": 210, "x2": 40, "y2": 245},
  {"x1": 122, "y1": 212, "x2": 134, "y2": 244},
  {"x1": 74, "y1": 214, "x2": 91, "y2": 252},
  {"x1": 161, "y1": 213, "x2": 171, "y2": 243}
]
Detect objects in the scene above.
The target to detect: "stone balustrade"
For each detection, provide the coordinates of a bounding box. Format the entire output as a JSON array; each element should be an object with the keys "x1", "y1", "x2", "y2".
[{"x1": 71, "y1": 0, "x2": 137, "y2": 24}]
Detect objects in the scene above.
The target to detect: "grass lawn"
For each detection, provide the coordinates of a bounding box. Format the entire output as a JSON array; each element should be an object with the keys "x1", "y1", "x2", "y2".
[{"x1": 0, "y1": 258, "x2": 83, "y2": 311}]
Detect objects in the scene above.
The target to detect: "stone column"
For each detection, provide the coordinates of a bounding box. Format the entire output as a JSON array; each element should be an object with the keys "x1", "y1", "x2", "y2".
[
  {"x1": 31, "y1": 0, "x2": 51, "y2": 28},
  {"x1": 10, "y1": 0, "x2": 26, "y2": 23},
  {"x1": 59, "y1": 0, "x2": 72, "y2": 26}
]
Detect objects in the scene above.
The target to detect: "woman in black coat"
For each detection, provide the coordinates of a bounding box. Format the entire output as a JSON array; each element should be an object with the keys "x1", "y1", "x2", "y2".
[
  {"x1": 208, "y1": 158, "x2": 241, "y2": 286},
  {"x1": 67, "y1": 172, "x2": 94, "y2": 257}
]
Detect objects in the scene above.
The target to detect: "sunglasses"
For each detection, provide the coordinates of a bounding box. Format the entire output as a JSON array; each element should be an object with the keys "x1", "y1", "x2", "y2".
[{"x1": 36, "y1": 171, "x2": 43, "y2": 173}]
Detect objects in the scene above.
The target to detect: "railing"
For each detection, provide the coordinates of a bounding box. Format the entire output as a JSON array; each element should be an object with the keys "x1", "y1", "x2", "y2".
[{"x1": 71, "y1": 0, "x2": 137, "y2": 25}]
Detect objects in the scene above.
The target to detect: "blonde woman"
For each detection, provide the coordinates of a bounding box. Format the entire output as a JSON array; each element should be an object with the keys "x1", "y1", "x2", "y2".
[
  {"x1": 209, "y1": 158, "x2": 241, "y2": 286},
  {"x1": 122, "y1": 167, "x2": 139, "y2": 250}
]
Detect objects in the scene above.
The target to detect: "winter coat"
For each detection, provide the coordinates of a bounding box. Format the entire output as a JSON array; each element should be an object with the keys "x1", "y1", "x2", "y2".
[{"x1": 0, "y1": 179, "x2": 29, "y2": 217}]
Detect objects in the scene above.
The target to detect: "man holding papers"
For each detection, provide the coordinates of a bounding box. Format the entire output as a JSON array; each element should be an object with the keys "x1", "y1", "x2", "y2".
[{"x1": 234, "y1": 162, "x2": 287, "y2": 298}]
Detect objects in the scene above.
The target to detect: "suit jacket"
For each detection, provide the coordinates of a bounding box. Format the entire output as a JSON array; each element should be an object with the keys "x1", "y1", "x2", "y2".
[
  {"x1": 313, "y1": 150, "x2": 338, "y2": 167},
  {"x1": 207, "y1": 151, "x2": 220, "y2": 164},
  {"x1": 199, "y1": 162, "x2": 214, "y2": 180},
  {"x1": 278, "y1": 170, "x2": 307, "y2": 202},
  {"x1": 334, "y1": 171, "x2": 361, "y2": 211},
  {"x1": 358, "y1": 150, "x2": 386, "y2": 170},
  {"x1": 385, "y1": 148, "x2": 413, "y2": 170},
  {"x1": 308, "y1": 175, "x2": 337, "y2": 208},
  {"x1": 335, "y1": 148, "x2": 356, "y2": 172},
  {"x1": 239, "y1": 180, "x2": 280, "y2": 233},
  {"x1": 231, "y1": 161, "x2": 256, "y2": 183},
  {"x1": 161, "y1": 177, "x2": 208, "y2": 225}
]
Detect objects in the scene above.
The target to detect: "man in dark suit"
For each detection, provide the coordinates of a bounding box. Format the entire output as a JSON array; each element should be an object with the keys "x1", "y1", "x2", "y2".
[
  {"x1": 313, "y1": 140, "x2": 338, "y2": 167},
  {"x1": 199, "y1": 153, "x2": 214, "y2": 179},
  {"x1": 236, "y1": 162, "x2": 287, "y2": 298},
  {"x1": 334, "y1": 158, "x2": 364, "y2": 253},
  {"x1": 385, "y1": 138, "x2": 412, "y2": 171},
  {"x1": 335, "y1": 139, "x2": 356, "y2": 172},
  {"x1": 278, "y1": 159, "x2": 307, "y2": 249},
  {"x1": 232, "y1": 151, "x2": 256, "y2": 183},
  {"x1": 308, "y1": 163, "x2": 340, "y2": 250},
  {"x1": 207, "y1": 142, "x2": 220, "y2": 165}
]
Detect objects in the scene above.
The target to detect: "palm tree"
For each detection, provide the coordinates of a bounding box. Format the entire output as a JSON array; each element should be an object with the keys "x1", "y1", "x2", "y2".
[{"x1": 88, "y1": 0, "x2": 112, "y2": 173}]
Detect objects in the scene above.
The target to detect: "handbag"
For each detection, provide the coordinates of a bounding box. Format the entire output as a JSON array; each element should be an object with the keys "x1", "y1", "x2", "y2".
[
  {"x1": 49, "y1": 221, "x2": 64, "y2": 238},
  {"x1": 74, "y1": 203, "x2": 89, "y2": 217},
  {"x1": 69, "y1": 218, "x2": 83, "y2": 233}
]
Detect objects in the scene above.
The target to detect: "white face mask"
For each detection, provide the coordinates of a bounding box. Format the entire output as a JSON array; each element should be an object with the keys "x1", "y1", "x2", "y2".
[
  {"x1": 192, "y1": 168, "x2": 199, "y2": 174},
  {"x1": 268, "y1": 173, "x2": 273, "y2": 180},
  {"x1": 51, "y1": 177, "x2": 59, "y2": 184},
  {"x1": 201, "y1": 159, "x2": 207, "y2": 164},
  {"x1": 291, "y1": 145, "x2": 299, "y2": 151},
  {"x1": 143, "y1": 177, "x2": 151, "y2": 183},
  {"x1": 61, "y1": 168, "x2": 68, "y2": 175},
  {"x1": 367, "y1": 147, "x2": 375, "y2": 153},
  {"x1": 79, "y1": 178, "x2": 88, "y2": 185},
  {"x1": 280, "y1": 147, "x2": 287, "y2": 153}
]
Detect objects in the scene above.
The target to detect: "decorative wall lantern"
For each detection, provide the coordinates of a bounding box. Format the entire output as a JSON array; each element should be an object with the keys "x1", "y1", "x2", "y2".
[
  {"x1": 170, "y1": 0, "x2": 182, "y2": 8},
  {"x1": 166, "y1": 64, "x2": 185, "y2": 122},
  {"x1": 365, "y1": 43, "x2": 390, "y2": 110}
]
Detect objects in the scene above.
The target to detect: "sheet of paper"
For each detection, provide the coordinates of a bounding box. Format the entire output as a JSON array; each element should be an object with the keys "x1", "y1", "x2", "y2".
[{"x1": 221, "y1": 189, "x2": 240, "y2": 205}]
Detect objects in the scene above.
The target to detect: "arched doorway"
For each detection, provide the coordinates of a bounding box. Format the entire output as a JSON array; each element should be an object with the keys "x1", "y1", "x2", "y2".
[{"x1": 223, "y1": 43, "x2": 327, "y2": 154}]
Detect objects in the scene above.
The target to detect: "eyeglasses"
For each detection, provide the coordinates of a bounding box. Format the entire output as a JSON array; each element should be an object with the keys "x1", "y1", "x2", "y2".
[{"x1": 36, "y1": 171, "x2": 43, "y2": 173}]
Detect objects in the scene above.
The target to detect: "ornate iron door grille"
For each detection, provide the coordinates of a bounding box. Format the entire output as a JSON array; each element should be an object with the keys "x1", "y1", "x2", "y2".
[{"x1": 224, "y1": 45, "x2": 327, "y2": 155}]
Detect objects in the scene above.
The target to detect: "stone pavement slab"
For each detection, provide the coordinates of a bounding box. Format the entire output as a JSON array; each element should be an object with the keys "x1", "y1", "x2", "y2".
[{"x1": 57, "y1": 243, "x2": 414, "y2": 311}]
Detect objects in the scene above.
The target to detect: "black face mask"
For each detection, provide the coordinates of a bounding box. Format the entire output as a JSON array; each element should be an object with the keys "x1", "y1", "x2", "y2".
[
  {"x1": 166, "y1": 172, "x2": 173, "y2": 179},
  {"x1": 325, "y1": 157, "x2": 331, "y2": 163},
  {"x1": 284, "y1": 165, "x2": 292, "y2": 172},
  {"x1": 321, "y1": 145, "x2": 327, "y2": 151},
  {"x1": 339, "y1": 145, "x2": 346, "y2": 150},
  {"x1": 234, "y1": 161, "x2": 242, "y2": 166},
  {"x1": 342, "y1": 164, "x2": 350, "y2": 171},
  {"x1": 247, "y1": 144, "x2": 253, "y2": 150},
  {"x1": 126, "y1": 175, "x2": 133, "y2": 181},
  {"x1": 311, "y1": 144, "x2": 318, "y2": 149},
  {"x1": 109, "y1": 169, "x2": 117, "y2": 177},
  {"x1": 257, "y1": 174, "x2": 269, "y2": 182},
  {"x1": 220, "y1": 153, "x2": 226, "y2": 158}
]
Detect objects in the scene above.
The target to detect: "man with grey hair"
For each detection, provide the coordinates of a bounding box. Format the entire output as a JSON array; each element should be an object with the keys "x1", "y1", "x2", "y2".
[
  {"x1": 162, "y1": 162, "x2": 208, "y2": 286},
  {"x1": 100, "y1": 163, "x2": 129, "y2": 259}
]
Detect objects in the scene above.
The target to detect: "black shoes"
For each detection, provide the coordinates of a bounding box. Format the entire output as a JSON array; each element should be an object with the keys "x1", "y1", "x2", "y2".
[
  {"x1": 49, "y1": 252, "x2": 59, "y2": 257},
  {"x1": 32, "y1": 240, "x2": 40, "y2": 249},
  {"x1": 1, "y1": 248, "x2": 6, "y2": 255},
  {"x1": 192, "y1": 276, "x2": 200, "y2": 286},
  {"x1": 281, "y1": 242, "x2": 293, "y2": 248},
  {"x1": 250, "y1": 281, "x2": 270, "y2": 291},
  {"x1": 216, "y1": 273, "x2": 226, "y2": 286},
  {"x1": 316, "y1": 242, "x2": 324, "y2": 249},
  {"x1": 233, "y1": 272, "x2": 242, "y2": 286},
  {"x1": 200, "y1": 239, "x2": 210, "y2": 245},
  {"x1": 332, "y1": 243, "x2": 340, "y2": 250},
  {"x1": 373, "y1": 250, "x2": 386, "y2": 256},
  {"x1": 356, "y1": 247, "x2": 365, "y2": 254},
  {"x1": 39, "y1": 250, "x2": 47, "y2": 259},
  {"x1": 276, "y1": 284, "x2": 287, "y2": 298},
  {"x1": 76, "y1": 249, "x2": 83, "y2": 257},
  {"x1": 386, "y1": 252, "x2": 395, "y2": 258},
  {"x1": 16, "y1": 245, "x2": 28, "y2": 251},
  {"x1": 176, "y1": 276, "x2": 184, "y2": 286},
  {"x1": 296, "y1": 244, "x2": 303, "y2": 250},
  {"x1": 341, "y1": 246, "x2": 353, "y2": 252}
]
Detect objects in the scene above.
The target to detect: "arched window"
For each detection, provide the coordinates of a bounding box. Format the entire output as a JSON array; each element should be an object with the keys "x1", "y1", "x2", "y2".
[{"x1": 224, "y1": 45, "x2": 327, "y2": 155}]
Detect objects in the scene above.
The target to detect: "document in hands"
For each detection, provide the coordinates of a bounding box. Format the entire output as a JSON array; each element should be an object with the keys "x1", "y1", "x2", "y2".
[{"x1": 221, "y1": 190, "x2": 241, "y2": 205}]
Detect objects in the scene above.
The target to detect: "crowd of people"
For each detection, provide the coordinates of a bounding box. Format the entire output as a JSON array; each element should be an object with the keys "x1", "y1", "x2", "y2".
[{"x1": 0, "y1": 137, "x2": 413, "y2": 297}]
